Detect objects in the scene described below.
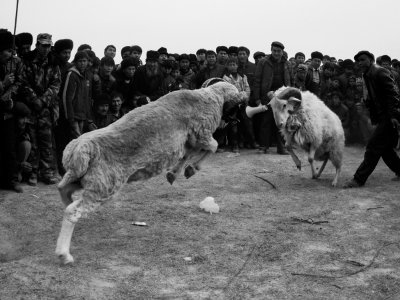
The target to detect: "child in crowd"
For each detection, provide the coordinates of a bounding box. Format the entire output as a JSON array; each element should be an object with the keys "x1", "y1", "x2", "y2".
[{"x1": 215, "y1": 57, "x2": 250, "y2": 153}]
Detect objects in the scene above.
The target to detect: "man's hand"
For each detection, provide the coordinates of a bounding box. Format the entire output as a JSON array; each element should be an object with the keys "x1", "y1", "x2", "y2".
[
  {"x1": 87, "y1": 122, "x2": 97, "y2": 132},
  {"x1": 20, "y1": 161, "x2": 32, "y2": 173},
  {"x1": 3, "y1": 73, "x2": 15, "y2": 88}
]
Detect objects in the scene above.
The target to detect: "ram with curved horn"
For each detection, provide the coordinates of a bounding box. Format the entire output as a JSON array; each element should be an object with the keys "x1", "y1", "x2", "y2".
[{"x1": 268, "y1": 86, "x2": 345, "y2": 187}]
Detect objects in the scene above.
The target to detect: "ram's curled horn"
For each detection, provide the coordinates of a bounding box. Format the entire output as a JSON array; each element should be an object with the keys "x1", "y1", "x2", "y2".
[
  {"x1": 277, "y1": 87, "x2": 302, "y2": 101},
  {"x1": 201, "y1": 77, "x2": 228, "y2": 88}
]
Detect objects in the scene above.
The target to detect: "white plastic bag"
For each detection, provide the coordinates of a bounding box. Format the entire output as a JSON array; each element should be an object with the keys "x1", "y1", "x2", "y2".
[{"x1": 199, "y1": 197, "x2": 220, "y2": 214}]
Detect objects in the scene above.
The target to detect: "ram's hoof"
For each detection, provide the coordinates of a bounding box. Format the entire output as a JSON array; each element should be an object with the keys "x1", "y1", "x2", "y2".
[
  {"x1": 184, "y1": 165, "x2": 196, "y2": 179},
  {"x1": 166, "y1": 172, "x2": 176, "y2": 185},
  {"x1": 57, "y1": 252, "x2": 74, "y2": 265}
]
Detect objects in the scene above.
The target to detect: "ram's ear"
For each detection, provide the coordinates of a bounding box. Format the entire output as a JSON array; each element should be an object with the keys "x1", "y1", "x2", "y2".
[{"x1": 287, "y1": 97, "x2": 302, "y2": 112}]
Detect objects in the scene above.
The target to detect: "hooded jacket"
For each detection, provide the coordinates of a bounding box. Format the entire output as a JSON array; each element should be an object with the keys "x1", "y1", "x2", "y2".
[{"x1": 61, "y1": 66, "x2": 94, "y2": 123}]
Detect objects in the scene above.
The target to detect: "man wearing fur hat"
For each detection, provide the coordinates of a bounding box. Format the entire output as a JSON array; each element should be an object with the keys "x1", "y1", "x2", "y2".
[
  {"x1": 344, "y1": 50, "x2": 400, "y2": 187},
  {"x1": 112, "y1": 56, "x2": 140, "y2": 111},
  {"x1": 305, "y1": 51, "x2": 323, "y2": 97},
  {"x1": 53, "y1": 39, "x2": 74, "y2": 79},
  {"x1": 0, "y1": 30, "x2": 25, "y2": 192},
  {"x1": 16, "y1": 32, "x2": 33, "y2": 59},
  {"x1": 252, "y1": 41, "x2": 292, "y2": 154},
  {"x1": 158, "y1": 47, "x2": 168, "y2": 64},
  {"x1": 133, "y1": 50, "x2": 166, "y2": 103},
  {"x1": 20, "y1": 33, "x2": 61, "y2": 185},
  {"x1": 228, "y1": 46, "x2": 238, "y2": 59}
]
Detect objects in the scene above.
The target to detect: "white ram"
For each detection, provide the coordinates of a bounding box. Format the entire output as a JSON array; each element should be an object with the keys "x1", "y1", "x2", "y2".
[
  {"x1": 268, "y1": 87, "x2": 345, "y2": 187},
  {"x1": 55, "y1": 81, "x2": 243, "y2": 264}
]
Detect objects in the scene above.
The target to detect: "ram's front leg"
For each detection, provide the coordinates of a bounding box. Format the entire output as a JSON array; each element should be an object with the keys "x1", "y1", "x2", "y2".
[
  {"x1": 308, "y1": 146, "x2": 318, "y2": 179},
  {"x1": 285, "y1": 135, "x2": 301, "y2": 170}
]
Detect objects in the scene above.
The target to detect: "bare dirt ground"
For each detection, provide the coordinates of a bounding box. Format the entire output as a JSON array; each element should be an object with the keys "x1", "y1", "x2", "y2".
[{"x1": 1, "y1": 145, "x2": 400, "y2": 300}]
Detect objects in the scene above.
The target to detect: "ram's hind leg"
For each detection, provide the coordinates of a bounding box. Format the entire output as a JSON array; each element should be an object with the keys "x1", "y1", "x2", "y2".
[
  {"x1": 184, "y1": 137, "x2": 218, "y2": 179},
  {"x1": 308, "y1": 147, "x2": 318, "y2": 179},
  {"x1": 330, "y1": 154, "x2": 343, "y2": 187},
  {"x1": 55, "y1": 190, "x2": 106, "y2": 265},
  {"x1": 166, "y1": 151, "x2": 195, "y2": 184}
]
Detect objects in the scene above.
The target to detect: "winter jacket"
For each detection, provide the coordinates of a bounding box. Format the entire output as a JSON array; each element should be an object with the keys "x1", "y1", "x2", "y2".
[
  {"x1": 133, "y1": 65, "x2": 166, "y2": 101},
  {"x1": 305, "y1": 67, "x2": 322, "y2": 97},
  {"x1": 252, "y1": 56, "x2": 292, "y2": 105},
  {"x1": 193, "y1": 64, "x2": 225, "y2": 89},
  {"x1": 363, "y1": 64, "x2": 400, "y2": 123},
  {"x1": 20, "y1": 50, "x2": 61, "y2": 120},
  {"x1": 61, "y1": 66, "x2": 96, "y2": 124}
]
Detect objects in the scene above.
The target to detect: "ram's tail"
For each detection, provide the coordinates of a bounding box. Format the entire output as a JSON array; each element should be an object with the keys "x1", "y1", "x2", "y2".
[{"x1": 58, "y1": 138, "x2": 99, "y2": 189}]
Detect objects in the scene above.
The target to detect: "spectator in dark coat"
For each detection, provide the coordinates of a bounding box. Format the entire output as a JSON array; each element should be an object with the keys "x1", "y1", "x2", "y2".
[
  {"x1": 133, "y1": 50, "x2": 166, "y2": 103},
  {"x1": 113, "y1": 56, "x2": 140, "y2": 112},
  {"x1": 305, "y1": 51, "x2": 323, "y2": 97},
  {"x1": 20, "y1": 33, "x2": 61, "y2": 185},
  {"x1": 344, "y1": 51, "x2": 400, "y2": 187},
  {"x1": 193, "y1": 50, "x2": 225, "y2": 88},
  {"x1": 98, "y1": 56, "x2": 116, "y2": 95},
  {"x1": 0, "y1": 30, "x2": 25, "y2": 192},
  {"x1": 252, "y1": 41, "x2": 292, "y2": 154},
  {"x1": 53, "y1": 39, "x2": 74, "y2": 79},
  {"x1": 16, "y1": 32, "x2": 33, "y2": 59},
  {"x1": 237, "y1": 46, "x2": 258, "y2": 149}
]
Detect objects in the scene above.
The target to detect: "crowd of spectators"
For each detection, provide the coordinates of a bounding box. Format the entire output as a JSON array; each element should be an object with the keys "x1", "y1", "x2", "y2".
[{"x1": 1, "y1": 28, "x2": 399, "y2": 193}]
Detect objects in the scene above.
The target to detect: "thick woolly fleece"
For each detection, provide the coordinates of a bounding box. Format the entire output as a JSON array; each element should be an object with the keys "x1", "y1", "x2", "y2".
[
  {"x1": 270, "y1": 86, "x2": 345, "y2": 170},
  {"x1": 60, "y1": 82, "x2": 242, "y2": 202}
]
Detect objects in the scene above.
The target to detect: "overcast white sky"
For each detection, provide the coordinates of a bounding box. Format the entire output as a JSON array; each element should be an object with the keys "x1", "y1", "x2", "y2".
[{"x1": 1, "y1": 0, "x2": 400, "y2": 63}]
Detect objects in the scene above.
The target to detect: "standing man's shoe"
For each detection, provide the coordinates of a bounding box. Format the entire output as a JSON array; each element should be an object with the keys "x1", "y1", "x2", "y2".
[
  {"x1": 277, "y1": 149, "x2": 289, "y2": 155},
  {"x1": 343, "y1": 178, "x2": 363, "y2": 188},
  {"x1": 27, "y1": 174, "x2": 38, "y2": 186},
  {"x1": 42, "y1": 176, "x2": 59, "y2": 185},
  {"x1": 11, "y1": 183, "x2": 23, "y2": 193}
]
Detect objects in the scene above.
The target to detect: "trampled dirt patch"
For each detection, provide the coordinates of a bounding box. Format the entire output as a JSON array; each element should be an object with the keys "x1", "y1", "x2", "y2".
[{"x1": 1, "y1": 146, "x2": 400, "y2": 299}]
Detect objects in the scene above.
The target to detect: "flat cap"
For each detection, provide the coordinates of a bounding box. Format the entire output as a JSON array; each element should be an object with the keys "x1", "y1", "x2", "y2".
[
  {"x1": 354, "y1": 50, "x2": 375, "y2": 62},
  {"x1": 311, "y1": 51, "x2": 323, "y2": 60},
  {"x1": 253, "y1": 51, "x2": 266, "y2": 60},
  {"x1": 271, "y1": 41, "x2": 284, "y2": 50}
]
